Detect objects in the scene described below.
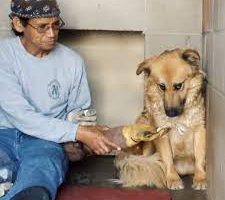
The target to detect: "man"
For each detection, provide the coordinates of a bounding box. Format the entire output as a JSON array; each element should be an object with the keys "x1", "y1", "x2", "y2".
[{"x1": 0, "y1": 0, "x2": 120, "y2": 199}]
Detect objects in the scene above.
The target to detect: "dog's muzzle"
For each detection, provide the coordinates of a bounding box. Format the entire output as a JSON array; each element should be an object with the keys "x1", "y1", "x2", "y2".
[{"x1": 165, "y1": 107, "x2": 183, "y2": 117}]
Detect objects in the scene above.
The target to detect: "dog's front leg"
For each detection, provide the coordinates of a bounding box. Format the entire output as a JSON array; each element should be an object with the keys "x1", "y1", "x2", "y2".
[
  {"x1": 193, "y1": 125, "x2": 207, "y2": 190},
  {"x1": 154, "y1": 135, "x2": 184, "y2": 190}
]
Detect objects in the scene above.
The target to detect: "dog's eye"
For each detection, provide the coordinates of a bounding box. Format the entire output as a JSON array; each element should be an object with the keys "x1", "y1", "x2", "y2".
[
  {"x1": 158, "y1": 83, "x2": 166, "y2": 91},
  {"x1": 174, "y1": 83, "x2": 183, "y2": 90}
]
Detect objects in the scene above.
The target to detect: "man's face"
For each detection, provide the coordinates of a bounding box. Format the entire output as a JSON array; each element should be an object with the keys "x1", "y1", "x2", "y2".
[{"x1": 22, "y1": 17, "x2": 61, "y2": 53}]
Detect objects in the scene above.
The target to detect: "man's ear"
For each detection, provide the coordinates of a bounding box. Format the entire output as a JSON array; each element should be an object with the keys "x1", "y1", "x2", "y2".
[
  {"x1": 12, "y1": 16, "x2": 26, "y2": 33},
  {"x1": 136, "y1": 56, "x2": 156, "y2": 76},
  {"x1": 182, "y1": 49, "x2": 200, "y2": 71}
]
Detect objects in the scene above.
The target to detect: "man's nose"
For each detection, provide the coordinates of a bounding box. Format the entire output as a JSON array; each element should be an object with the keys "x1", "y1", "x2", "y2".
[{"x1": 46, "y1": 27, "x2": 56, "y2": 37}]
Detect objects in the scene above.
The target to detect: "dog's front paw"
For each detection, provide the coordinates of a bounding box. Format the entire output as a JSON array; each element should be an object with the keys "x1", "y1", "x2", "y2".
[
  {"x1": 166, "y1": 175, "x2": 184, "y2": 190},
  {"x1": 192, "y1": 177, "x2": 207, "y2": 190},
  {"x1": 192, "y1": 170, "x2": 207, "y2": 190}
]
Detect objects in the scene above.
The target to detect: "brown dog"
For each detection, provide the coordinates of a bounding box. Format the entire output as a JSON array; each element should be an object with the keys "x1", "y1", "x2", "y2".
[{"x1": 116, "y1": 48, "x2": 206, "y2": 190}]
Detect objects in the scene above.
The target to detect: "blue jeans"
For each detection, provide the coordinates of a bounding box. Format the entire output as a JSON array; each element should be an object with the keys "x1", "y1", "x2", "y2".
[{"x1": 0, "y1": 129, "x2": 68, "y2": 200}]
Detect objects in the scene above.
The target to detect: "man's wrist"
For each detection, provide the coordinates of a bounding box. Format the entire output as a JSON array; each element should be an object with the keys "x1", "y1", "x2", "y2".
[{"x1": 76, "y1": 125, "x2": 87, "y2": 142}]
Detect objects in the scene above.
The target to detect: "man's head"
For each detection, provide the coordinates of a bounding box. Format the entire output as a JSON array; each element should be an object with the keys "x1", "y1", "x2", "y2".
[{"x1": 10, "y1": 0, "x2": 64, "y2": 54}]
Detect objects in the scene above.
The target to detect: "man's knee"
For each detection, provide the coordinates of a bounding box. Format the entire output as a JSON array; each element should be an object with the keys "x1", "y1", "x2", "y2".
[
  {"x1": 19, "y1": 145, "x2": 68, "y2": 187},
  {"x1": 14, "y1": 154, "x2": 68, "y2": 199},
  {"x1": 24, "y1": 141, "x2": 68, "y2": 170},
  {"x1": 32, "y1": 151, "x2": 68, "y2": 181}
]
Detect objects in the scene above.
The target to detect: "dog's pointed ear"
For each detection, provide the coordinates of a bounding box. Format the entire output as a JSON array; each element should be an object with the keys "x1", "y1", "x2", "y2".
[
  {"x1": 136, "y1": 57, "x2": 156, "y2": 76},
  {"x1": 182, "y1": 49, "x2": 200, "y2": 71}
]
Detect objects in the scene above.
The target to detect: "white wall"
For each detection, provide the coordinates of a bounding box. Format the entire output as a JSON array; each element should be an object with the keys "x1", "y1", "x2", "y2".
[
  {"x1": 58, "y1": 0, "x2": 146, "y2": 31},
  {"x1": 145, "y1": 0, "x2": 202, "y2": 59},
  {"x1": 205, "y1": 0, "x2": 225, "y2": 199},
  {"x1": 59, "y1": 0, "x2": 203, "y2": 58},
  {"x1": 0, "y1": 1, "x2": 10, "y2": 31}
]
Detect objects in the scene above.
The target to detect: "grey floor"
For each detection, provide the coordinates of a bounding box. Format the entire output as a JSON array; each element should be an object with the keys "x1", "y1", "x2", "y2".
[{"x1": 65, "y1": 155, "x2": 207, "y2": 200}]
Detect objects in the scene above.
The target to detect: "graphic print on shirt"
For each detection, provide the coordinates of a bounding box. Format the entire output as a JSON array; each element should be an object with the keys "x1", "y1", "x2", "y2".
[{"x1": 47, "y1": 79, "x2": 61, "y2": 99}]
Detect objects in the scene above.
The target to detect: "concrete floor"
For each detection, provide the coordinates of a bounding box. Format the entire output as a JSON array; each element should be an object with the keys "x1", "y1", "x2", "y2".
[{"x1": 65, "y1": 155, "x2": 207, "y2": 200}]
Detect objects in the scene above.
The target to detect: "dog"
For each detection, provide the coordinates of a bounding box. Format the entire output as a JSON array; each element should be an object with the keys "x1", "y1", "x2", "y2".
[{"x1": 115, "y1": 48, "x2": 206, "y2": 190}]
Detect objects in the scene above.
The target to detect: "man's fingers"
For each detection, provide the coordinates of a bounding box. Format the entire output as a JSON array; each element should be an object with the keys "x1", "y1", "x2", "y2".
[
  {"x1": 94, "y1": 150, "x2": 101, "y2": 155},
  {"x1": 95, "y1": 147, "x2": 106, "y2": 155},
  {"x1": 98, "y1": 141, "x2": 110, "y2": 153},
  {"x1": 102, "y1": 137, "x2": 121, "y2": 151}
]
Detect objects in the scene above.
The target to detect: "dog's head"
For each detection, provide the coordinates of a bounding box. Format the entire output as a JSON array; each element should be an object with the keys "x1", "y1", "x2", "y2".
[{"x1": 137, "y1": 49, "x2": 202, "y2": 118}]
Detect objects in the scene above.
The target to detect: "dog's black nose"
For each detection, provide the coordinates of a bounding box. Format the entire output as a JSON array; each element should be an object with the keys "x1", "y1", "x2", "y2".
[{"x1": 165, "y1": 108, "x2": 181, "y2": 117}]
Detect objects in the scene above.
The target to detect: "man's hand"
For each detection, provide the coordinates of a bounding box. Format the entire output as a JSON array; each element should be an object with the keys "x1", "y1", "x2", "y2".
[{"x1": 76, "y1": 125, "x2": 121, "y2": 155}]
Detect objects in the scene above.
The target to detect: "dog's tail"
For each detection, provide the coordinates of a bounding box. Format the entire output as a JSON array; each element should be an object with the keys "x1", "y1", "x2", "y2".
[{"x1": 115, "y1": 153, "x2": 166, "y2": 188}]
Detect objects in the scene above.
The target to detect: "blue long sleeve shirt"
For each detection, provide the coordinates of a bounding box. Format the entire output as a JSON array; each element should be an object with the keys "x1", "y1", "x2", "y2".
[{"x1": 0, "y1": 37, "x2": 91, "y2": 143}]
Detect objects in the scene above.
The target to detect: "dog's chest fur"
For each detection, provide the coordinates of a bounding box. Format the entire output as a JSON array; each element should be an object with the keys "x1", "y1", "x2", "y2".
[
  {"x1": 169, "y1": 127, "x2": 194, "y2": 159},
  {"x1": 146, "y1": 84, "x2": 205, "y2": 160}
]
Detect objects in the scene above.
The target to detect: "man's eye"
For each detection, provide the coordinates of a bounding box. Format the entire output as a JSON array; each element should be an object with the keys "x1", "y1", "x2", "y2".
[
  {"x1": 158, "y1": 83, "x2": 166, "y2": 91},
  {"x1": 174, "y1": 83, "x2": 183, "y2": 90},
  {"x1": 38, "y1": 24, "x2": 48, "y2": 30},
  {"x1": 54, "y1": 21, "x2": 60, "y2": 26}
]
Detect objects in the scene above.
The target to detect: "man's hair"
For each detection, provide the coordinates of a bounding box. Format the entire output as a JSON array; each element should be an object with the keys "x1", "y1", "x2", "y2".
[{"x1": 10, "y1": 15, "x2": 29, "y2": 36}]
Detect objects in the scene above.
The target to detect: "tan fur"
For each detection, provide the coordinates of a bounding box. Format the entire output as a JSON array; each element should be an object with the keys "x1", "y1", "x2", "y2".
[
  {"x1": 115, "y1": 48, "x2": 206, "y2": 190},
  {"x1": 115, "y1": 153, "x2": 166, "y2": 188}
]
